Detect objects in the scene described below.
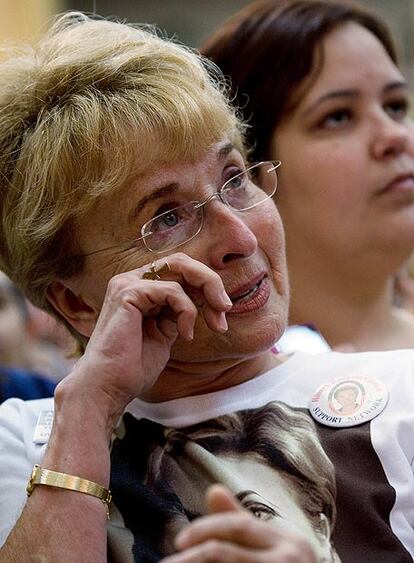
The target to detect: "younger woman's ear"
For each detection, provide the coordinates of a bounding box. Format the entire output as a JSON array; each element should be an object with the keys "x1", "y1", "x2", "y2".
[{"x1": 46, "y1": 281, "x2": 98, "y2": 337}]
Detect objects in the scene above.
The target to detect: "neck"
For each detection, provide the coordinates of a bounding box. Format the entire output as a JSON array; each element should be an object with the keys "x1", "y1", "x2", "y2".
[
  {"x1": 287, "y1": 243, "x2": 414, "y2": 351},
  {"x1": 140, "y1": 349, "x2": 282, "y2": 403}
]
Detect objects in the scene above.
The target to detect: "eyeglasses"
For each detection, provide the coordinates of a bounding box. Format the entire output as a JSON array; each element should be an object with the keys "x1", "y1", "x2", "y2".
[{"x1": 83, "y1": 160, "x2": 281, "y2": 256}]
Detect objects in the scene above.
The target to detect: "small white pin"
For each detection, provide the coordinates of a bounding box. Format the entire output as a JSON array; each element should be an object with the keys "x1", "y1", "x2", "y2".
[
  {"x1": 309, "y1": 375, "x2": 388, "y2": 428},
  {"x1": 32, "y1": 410, "x2": 54, "y2": 444}
]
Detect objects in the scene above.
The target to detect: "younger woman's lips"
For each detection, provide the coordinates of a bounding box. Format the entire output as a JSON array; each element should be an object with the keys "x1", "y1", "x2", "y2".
[
  {"x1": 380, "y1": 174, "x2": 414, "y2": 195},
  {"x1": 227, "y1": 276, "x2": 271, "y2": 314}
]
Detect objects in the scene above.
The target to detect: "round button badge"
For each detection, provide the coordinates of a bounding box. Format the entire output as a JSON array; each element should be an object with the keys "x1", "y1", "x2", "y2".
[{"x1": 309, "y1": 375, "x2": 389, "y2": 428}]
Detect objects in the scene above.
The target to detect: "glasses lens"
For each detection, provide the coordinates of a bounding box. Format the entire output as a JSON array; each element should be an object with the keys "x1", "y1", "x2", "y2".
[
  {"x1": 221, "y1": 161, "x2": 279, "y2": 211},
  {"x1": 143, "y1": 201, "x2": 203, "y2": 253}
]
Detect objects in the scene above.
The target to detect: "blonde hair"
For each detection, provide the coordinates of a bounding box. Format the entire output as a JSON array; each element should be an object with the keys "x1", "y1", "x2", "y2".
[{"x1": 0, "y1": 12, "x2": 243, "y2": 346}]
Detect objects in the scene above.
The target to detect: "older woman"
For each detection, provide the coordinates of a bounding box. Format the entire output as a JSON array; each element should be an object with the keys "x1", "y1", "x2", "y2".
[
  {"x1": 202, "y1": 0, "x2": 414, "y2": 352},
  {"x1": 0, "y1": 12, "x2": 414, "y2": 563}
]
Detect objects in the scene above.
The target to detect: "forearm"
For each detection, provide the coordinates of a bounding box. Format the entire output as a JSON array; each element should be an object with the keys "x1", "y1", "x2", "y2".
[
  {"x1": 0, "y1": 491, "x2": 107, "y2": 563},
  {"x1": 0, "y1": 377, "x2": 120, "y2": 562}
]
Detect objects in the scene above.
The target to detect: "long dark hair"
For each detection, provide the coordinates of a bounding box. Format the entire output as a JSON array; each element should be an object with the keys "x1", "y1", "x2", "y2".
[{"x1": 201, "y1": 0, "x2": 397, "y2": 162}]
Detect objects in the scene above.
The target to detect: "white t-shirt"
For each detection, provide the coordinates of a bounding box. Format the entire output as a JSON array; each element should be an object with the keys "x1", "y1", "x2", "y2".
[{"x1": 1, "y1": 349, "x2": 414, "y2": 562}]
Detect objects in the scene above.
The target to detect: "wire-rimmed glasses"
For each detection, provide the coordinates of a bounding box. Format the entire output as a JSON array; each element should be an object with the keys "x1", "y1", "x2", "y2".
[{"x1": 83, "y1": 160, "x2": 281, "y2": 256}]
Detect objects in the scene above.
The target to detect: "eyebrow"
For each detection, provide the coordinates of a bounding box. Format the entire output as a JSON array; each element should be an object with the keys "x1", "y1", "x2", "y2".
[
  {"x1": 302, "y1": 80, "x2": 408, "y2": 117},
  {"x1": 236, "y1": 490, "x2": 256, "y2": 503},
  {"x1": 128, "y1": 142, "x2": 236, "y2": 223}
]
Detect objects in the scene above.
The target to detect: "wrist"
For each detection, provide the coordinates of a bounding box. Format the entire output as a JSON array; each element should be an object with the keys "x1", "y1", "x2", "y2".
[
  {"x1": 54, "y1": 367, "x2": 129, "y2": 437},
  {"x1": 43, "y1": 379, "x2": 122, "y2": 484}
]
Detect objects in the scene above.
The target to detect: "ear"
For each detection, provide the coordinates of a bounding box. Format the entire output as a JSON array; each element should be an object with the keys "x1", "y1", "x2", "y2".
[
  {"x1": 318, "y1": 513, "x2": 331, "y2": 541},
  {"x1": 47, "y1": 281, "x2": 98, "y2": 338}
]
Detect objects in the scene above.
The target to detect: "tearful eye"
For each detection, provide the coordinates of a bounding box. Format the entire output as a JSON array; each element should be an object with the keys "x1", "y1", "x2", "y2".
[
  {"x1": 162, "y1": 211, "x2": 179, "y2": 227},
  {"x1": 150, "y1": 205, "x2": 183, "y2": 232},
  {"x1": 222, "y1": 169, "x2": 248, "y2": 198},
  {"x1": 149, "y1": 202, "x2": 195, "y2": 237},
  {"x1": 227, "y1": 174, "x2": 244, "y2": 189}
]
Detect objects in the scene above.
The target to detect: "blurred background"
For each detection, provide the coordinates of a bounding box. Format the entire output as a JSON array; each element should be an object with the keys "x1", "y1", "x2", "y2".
[{"x1": 1, "y1": 0, "x2": 413, "y2": 82}]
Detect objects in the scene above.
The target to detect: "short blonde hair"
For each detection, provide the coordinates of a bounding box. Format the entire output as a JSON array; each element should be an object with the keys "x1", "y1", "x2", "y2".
[{"x1": 0, "y1": 12, "x2": 244, "y2": 345}]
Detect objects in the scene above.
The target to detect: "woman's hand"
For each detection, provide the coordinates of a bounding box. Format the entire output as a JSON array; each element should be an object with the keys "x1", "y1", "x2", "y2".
[
  {"x1": 59, "y1": 253, "x2": 232, "y2": 417},
  {"x1": 161, "y1": 485, "x2": 317, "y2": 563}
]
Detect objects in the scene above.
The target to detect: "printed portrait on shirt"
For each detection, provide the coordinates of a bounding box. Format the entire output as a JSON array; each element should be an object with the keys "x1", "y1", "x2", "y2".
[{"x1": 139, "y1": 402, "x2": 341, "y2": 562}]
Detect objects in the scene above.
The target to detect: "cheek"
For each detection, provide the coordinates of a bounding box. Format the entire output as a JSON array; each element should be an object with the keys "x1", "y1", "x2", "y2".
[
  {"x1": 405, "y1": 127, "x2": 414, "y2": 157},
  {"x1": 250, "y1": 204, "x2": 288, "y2": 287},
  {"x1": 275, "y1": 130, "x2": 365, "y2": 208},
  {"x1": 251, "y1": 202, "x2": 285, "y2": 250},
  {"x1": 277, "y1": 153, "x2": 368, "y2": 229}
]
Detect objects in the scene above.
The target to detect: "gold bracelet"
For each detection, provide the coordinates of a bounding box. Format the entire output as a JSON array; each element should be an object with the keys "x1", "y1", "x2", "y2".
[{"x1": 27, "y1": 464, "x2": 112, "y2": 519}]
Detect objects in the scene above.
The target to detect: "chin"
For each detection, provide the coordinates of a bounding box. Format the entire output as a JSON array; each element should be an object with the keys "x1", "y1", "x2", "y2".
[
  {"x1": 233, "y1": 315, "x2": 287, "y2": 355},
  {"x1": 171, "y1": 304, "x2": 288, "y2": 363}
]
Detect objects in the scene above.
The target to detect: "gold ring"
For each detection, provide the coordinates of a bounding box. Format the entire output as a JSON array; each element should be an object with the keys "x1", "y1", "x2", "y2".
[{"x1": 143, "y1": 260, "x2": 171, "y2": 280}]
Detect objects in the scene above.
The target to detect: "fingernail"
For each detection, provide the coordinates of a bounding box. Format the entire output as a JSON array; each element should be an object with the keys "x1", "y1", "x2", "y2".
[
  {"x1": 222, "y1": 292, "x2": 232, "y2": 308},
  {"x1": 218, "y1": 315, "x2": 228, "y2": 332}
]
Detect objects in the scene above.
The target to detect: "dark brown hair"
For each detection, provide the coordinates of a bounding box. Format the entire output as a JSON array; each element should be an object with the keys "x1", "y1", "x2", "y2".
[{"x1": 201, "y1": 0, "x2": 397, "y2": 162}]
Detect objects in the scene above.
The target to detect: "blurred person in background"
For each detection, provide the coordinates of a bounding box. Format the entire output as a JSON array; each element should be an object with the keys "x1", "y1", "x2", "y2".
[
  {"x1": 25, "y1": 301, "x2": 75, "y2": 381},
  {"x1": 202, "y1": 0, "x2": 414, "y2": 352},
  {"x1": 0, "y1": 272, "x2": 56, "y2": 402}
]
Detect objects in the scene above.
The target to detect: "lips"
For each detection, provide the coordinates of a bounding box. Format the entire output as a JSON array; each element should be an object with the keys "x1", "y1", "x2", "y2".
[
  {"x1": 226, "y1": 273, "x2": 271, "y2": 314},
  {"x1": 379, "y1": 172, "x2": 414, "y2": 195},
  {"x1": 227, "y1": 273, "x2": 266, "y2": 302}
]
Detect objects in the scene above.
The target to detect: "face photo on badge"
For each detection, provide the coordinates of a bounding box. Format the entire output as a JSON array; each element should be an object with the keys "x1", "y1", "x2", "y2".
[{"x1": 329, "y1": 381, "x2": 365, "y2": 416}]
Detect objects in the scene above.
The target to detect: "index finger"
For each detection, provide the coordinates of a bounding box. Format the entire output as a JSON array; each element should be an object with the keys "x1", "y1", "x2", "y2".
[
  {"x1": 143, "y1": 253, "x2": 232, "y2": 312},
  {"x1": 175, "y1": 512, "x2": 279, "y2": 551}
]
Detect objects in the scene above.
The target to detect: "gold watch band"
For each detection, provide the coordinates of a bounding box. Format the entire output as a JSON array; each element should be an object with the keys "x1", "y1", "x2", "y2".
[{"x1": 27, "y1": 464, "x2": 112, "y2": 518}]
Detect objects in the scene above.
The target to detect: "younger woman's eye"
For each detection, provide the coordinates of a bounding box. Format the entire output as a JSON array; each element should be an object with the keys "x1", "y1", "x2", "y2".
[
  {"x1": 318, "y1": 109, "x2": 352, "y2": 129},
  {"x1": 385, "y1": 99, "x2": 409, "y2": 120}
]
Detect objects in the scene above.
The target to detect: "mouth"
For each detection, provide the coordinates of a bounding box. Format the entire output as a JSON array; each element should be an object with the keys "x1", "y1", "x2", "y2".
[
  {"x1": 379, "y1": 172, "x2": 414, "y2": 195},
  {"x1": 228, "y1": 274, "x2": 265, "y2": 302},
  {"x1": 227, "y1": 273, "x2": 270, "y2": 313}
]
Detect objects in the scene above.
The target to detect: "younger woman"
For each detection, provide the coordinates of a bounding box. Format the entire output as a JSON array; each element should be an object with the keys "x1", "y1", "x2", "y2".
[{"x1": 202, "y1": 0, "x2": 414, "y2": 351}]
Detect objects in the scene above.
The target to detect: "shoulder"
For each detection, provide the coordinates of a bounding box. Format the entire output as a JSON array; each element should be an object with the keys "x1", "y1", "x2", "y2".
[{"x1": 0, "y1": 397, "x2": 53, "y2": 547}]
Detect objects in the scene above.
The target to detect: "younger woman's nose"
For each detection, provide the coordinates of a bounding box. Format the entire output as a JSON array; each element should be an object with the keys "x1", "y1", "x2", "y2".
[{"x1": 371, "y1": 114, "x2": 411, "y2": 160}]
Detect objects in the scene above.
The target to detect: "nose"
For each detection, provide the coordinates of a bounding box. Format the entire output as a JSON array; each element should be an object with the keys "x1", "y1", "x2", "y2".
[
  {"x1": 204, "y1": 200, "x2": 258, "y2": 269},
  {"x1": 370, "y1": 111, "x2": 411, "y2": 160}
]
